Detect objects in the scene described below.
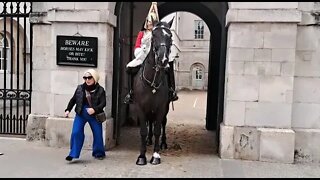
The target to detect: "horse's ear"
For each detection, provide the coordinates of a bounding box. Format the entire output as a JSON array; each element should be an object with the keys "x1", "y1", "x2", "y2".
[{"x1": 168, "y1": 17, "x2": 174, "y2": 28}]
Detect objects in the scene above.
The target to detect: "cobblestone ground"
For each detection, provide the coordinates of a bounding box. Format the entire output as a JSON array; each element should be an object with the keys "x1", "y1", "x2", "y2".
[{"x1": 2, "y1": 90, "x2": 320, "y2": 178}]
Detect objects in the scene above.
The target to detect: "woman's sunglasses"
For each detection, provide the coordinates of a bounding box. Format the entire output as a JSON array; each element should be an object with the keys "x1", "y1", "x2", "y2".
[{"x1": 83, "y1": 76, "x2": 93, "y2": 80}]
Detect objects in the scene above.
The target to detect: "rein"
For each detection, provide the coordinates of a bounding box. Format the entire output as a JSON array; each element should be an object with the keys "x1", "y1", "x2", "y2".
[
  {"x1": 140, "y1": 24, "x2": 172, "y2": 94},
  {"x1": 141, "y1": 45, "x2": 167, "y2": 93}
]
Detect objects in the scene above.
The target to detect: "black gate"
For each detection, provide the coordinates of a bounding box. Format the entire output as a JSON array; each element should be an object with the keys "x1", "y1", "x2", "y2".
[{"x1": 0, "y1": 2, "x2": 32, "y2": 135}]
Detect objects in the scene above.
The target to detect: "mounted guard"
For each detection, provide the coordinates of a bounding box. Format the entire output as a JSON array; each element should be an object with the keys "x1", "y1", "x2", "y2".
[{"x1": 124, "y1": 2, "x2": 178, "y2": 105}]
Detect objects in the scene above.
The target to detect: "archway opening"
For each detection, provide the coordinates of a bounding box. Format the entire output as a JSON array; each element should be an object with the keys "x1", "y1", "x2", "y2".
[{"x1": 112, "y1": 2, "x2": 228, "y2": 152}]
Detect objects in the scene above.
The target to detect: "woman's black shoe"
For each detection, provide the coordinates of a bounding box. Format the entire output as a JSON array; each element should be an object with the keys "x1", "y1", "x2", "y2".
[
  {"x1": 95, "y1": 156, "x2": 105, "y2": 160},
  {"x1": 65, "y1": 156, "x2": 73, "y2": 161}
]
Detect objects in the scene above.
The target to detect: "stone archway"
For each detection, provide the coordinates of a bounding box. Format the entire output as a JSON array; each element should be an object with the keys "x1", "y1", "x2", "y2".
[{"x1": 113, "y1": 2, "x2": 228, "y2": 148}]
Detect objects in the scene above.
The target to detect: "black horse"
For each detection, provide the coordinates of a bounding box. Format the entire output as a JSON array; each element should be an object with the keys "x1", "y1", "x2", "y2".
[
  {"x1": 133, "y1": 18, "x2": 174, "y2": 165},
  {"x1": 146, "y1": 101, "x2": 170, "y2": 150}
]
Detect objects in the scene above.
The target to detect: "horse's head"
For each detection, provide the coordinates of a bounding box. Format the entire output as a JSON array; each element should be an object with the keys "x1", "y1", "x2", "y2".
[{"x1": 151, "y1": 17, "x2": 174, "y2": 69}]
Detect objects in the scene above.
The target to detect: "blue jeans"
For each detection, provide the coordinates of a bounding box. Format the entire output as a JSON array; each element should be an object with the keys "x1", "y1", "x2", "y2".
[{"x1": 68, "y1": 105, "x2": 106, "y2": 158}]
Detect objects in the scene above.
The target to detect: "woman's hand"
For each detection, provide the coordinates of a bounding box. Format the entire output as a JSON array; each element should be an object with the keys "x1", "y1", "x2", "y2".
[
  {"x1": 86, "y1": 108, "x2": 95, "y2": 115},
  {"x1": 65, "y1": 111, "x2": 70, "y2": 117}
]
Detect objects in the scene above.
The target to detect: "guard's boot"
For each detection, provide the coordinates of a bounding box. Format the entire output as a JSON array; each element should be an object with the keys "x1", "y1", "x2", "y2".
[
  {"x1": 168, "y1": 62, "x2": 178, "y2": 102},
  {"x1": 169, "y1": 87, "x2": 178, "y2": 102},
  {"x1": 124, "y1": 73, "x2": 134, "y2": 104},
  {"x1": 124, "y1": 89, "x2": 133, "y2": 104}
]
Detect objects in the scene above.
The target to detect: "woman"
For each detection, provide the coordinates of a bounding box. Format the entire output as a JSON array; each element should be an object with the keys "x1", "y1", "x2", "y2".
[
  {"x1": 64, "y1": 69, "x2": 106, "y2": 161},
  {"x1": 124, "y1": 2, "x2": 178, "y2": 104}
]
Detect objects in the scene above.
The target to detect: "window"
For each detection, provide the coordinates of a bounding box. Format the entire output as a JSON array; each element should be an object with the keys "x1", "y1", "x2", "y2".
[
  {"x1": 194, "y1": 20, "x2": 204, "y2": 39},
  {"x1": 195, "y1": 67, "x2": 203, "y2": 80},
  {"x1": 0, "y1": 33, "x2": 9, "y2": 71}
]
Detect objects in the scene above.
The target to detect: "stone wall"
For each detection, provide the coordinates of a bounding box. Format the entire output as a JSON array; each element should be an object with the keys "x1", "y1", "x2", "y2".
[
  {"x1": 292, "y1": 2, "x2": 320, "y2": 163},
  {"x1": 220, "y1": 2, "x2": 301, "y2": 163},
  {"x1": 26, "y1": 2, "x2": 117, "y2": 150}
]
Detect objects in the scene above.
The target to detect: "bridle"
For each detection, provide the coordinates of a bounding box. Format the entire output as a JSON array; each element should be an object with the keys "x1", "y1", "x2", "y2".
[{"x1": 141, "y1": 25, "x2": 172, "y2": 93}]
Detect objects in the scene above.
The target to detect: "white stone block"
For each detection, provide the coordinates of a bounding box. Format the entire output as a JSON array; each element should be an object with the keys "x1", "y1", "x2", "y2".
[
  {"x1": 296, "y1": 27, "x2": 318, "y2": 51},
  {"x1": 230, "y1": 2, "x2": 298, "y2": 9},
  {"x1": 53, "y1": 94, "x2": 73, "y2": 117},
  {"x1": 245, "y1": 102, "x2": 292, "y2": 128},
  {"x1": 244, "y1": 62, "x2": 281, "y2": 76},
  {"x1": 293, "y1": 77, "x2": 320, "y2": 103},
  {"x1": 229, "y1": 29, "x2": 263, "y2": 48},
  {"x1": 229, "y1": 23, "x2": 271, "y2": 32},
  {"x1": 77, "y1": 23, "x2": 107, "y2": 40},
  {"x1": 292, "y1": 103, "x2": 320, "y2": 129},
  {"x1": 45, "y1": 2, "x2": 75, "y2": 10},
  {"x1": 237, "y1": 10, "x2": 301, "y2": 23},
  {"x1": 296, "y1": 50, "x2": 313, "y2": 62},
  {"x1": 33, "y1": 25, "x2": 52, "y2": 47},
  {"x1": 48, "y1": 10, "x2": 102, "y2": 23},
  {"x1": 224, "y1": 101, "x2": 245, "y2": 126},
  {"x1": 105, "y1": 118, "x2": 116, "y2": 150},
  {"x1": 74, "y1": 2, "x2": 110, "y2": 10},
  {"x1": 259, "y1": 76, "x2": 293, "y2": 103},
  {"x1": 54, "y1": 23, "x2": 78, "y2": 37},
  {"x1": 228, "y1": 62, "x2": 244, "y2": 75},
  {"x1": 264, "y1": 24, "x2": 297, "y2": 49},
  {"x1": 51, "y1": 71, "x2": 79, "y2": 95},
  {"x1": 258, "y1": 128, "x2": 295, "y2": 163},
  {"x1": 281, "y1": 62, "x2": 295, "y2": 77},
  {"x1": 226, "y1": 9, "x2": 301, "y2": 24},
  {"x1": 295, "y1": 51, "x2": 320, "y2": 77},
  {"x1": 26, "y1": 114, "x2": 47, "y2": 141},
  {"x1": 298, "y1": 2, "x2": 315, "y2": 11},
  {"x1": 234, "y1": 127, "x2": 260, "y2": 161},
  {"x1": 32, "y1": 2, "x2": 48, "y2": 12},
  {"x1": 31, "y1": 91, "x2": 51, "y2": 115},
  {"x1": 272, "y1": 49, "x2": 295, "y2": 62},
  {"x1": 32, "y1": 47, "x2": 52, "y2": 70},
  {"x1": 33, "y1": 70, "x2": 51, "y2": 93},
  {"x1": 227, "y1": 75, "x2": 259, "y2": 101},
  {"x1": 254, "y1": 48, "x2": 272, "y2": 62},
  {"x1": 299, "y1": 12, "x2": 316, "y2": 25},
  {"x1": 219, "y1": 123, "x2": 234, "y2": 159},
  {"x1": 294, "y1": 128, "x2": 320, "y2": 163},
  {"x1": 45, "y1": 117, "x2": 107, "y2": 150},
  {"x1": 228, "y1": 48, "x2": 254, "y2": 61}
]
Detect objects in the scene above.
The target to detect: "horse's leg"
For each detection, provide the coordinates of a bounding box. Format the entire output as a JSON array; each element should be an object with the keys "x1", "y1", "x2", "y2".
[
  {"x1": 150, "y1": 117, "x2": 162, "y2": 165},
  {"x1": 147, "y1": 120, "x2": 153, "y2": 146},
  {"x1": 136, "y1": 113, "x2": 148, "y2": 165},
  {"x1": 160, "y1": 116, "x2": 168, "y2": 150},
  {"x1": 161, "y1": 102, "x2": 170, "y2": 150}
]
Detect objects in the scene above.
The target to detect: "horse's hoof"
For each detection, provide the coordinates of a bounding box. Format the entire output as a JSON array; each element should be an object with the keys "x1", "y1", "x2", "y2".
[
  {"x1": 150, "y1": 156, "x2": 161, "y2": 165},
  {"x1": 136, "y1": 156, "x2": 147, "y2": 165},
  {"x1": 160, "y1": 143, "x2": 168, "y2": 150}
]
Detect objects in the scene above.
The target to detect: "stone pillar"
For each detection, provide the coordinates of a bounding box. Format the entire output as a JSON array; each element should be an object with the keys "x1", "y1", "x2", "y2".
[
  {"x1": 292, "y1": 2, "x2": 320, "y2": 163},
  {"x1": 26, "y1": 2, "x2": 117, "y2": 150},
  {"x1": 220, "y1": 2, "x2": 301, "y2": 163}
]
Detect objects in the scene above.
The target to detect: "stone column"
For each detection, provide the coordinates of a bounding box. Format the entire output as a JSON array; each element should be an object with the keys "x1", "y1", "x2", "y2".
[
  {"x1": 26, "y1": 2, "x2": 117, "y2": 150},
  {"x1": 219, "y1": 2, "x2": 301, "y2": 163},
  {"x1": 292, "y1": 2, "x2": 320, "y2": 163}
]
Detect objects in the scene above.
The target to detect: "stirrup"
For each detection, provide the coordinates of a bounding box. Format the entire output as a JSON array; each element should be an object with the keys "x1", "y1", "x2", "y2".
[
  {"x1": 124, "y1": 91, "x2": 133, "y2": 104},
  {"x1": 171, "y1": 93, "x2": 178, "y2": 101},
  {"x1": 169, "y1": 90, "x2": 178, "y2": 102}
]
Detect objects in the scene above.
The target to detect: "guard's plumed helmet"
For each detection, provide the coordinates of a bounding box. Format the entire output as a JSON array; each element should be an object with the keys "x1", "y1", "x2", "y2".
[
  {"x1": 144, "y1": 2, "x2": 159, "y2": 29},
  {"x1": 147, "y1": 11, "x2": 158, "y2": 23}
]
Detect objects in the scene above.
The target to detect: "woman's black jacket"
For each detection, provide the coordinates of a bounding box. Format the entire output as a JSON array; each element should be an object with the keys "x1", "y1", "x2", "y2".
[{"x1": 65, "y1": 83, "x2": 106, "y2": 116}]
